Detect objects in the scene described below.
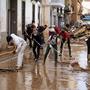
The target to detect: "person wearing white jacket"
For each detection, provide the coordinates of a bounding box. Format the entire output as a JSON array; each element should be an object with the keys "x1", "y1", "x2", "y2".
[{"x1": 6, "y1": 33, "x2": 27, "y2": 69}]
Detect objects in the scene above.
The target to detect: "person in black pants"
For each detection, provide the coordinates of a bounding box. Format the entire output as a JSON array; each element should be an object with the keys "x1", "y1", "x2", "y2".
[
  {"x1": 59, "y1": 24, "x2": 72, "y2": 57},
  {"x1": 86, "y1": 37, "x2": 90, "y2": 61},
  {"x1": 23, "y1": 24, "x2": 33, "y2": 48},
  {"x1": 26, "y1": 24, "x2": 33, "y2": 48},
  {"x1": 32, "y1": 25, "x2": 42, "y2": 61},
  {"x1": 37, "y1": 25, "x2": 47, "y2": 45},
  {"x1": 23, "y1": 21, "x2": 36, "y2": 48},
  {"x1": 43, "y1": 32, "x2": 58, "y2": 66}
]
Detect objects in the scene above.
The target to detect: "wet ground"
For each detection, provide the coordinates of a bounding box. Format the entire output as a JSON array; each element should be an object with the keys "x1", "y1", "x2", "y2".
[{"x1": 0, "y1": 43, "x2": 90, "y2": 90}]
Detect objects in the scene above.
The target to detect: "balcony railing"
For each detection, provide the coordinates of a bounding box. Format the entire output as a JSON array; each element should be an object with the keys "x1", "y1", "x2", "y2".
[
  {"x1": 31, "y1": 0, "x2": 41, "y2": 2},
  {"x1": 50, "y1": 0, "x2": 64, "y2": 7},
  {"x1": 51, "y1": 0, "x2": 64, "y2": 3}
]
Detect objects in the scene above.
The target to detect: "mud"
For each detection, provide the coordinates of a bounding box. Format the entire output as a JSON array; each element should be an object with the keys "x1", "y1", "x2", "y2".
[{"x1": 0, "y1": 43, "x2": 89, "y2": 90}]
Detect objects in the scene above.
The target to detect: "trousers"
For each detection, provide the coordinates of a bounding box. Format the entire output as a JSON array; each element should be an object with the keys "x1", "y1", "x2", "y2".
[
  {"x1": 44, "y1": 44, "x2": 57, "y2": 66},
  {"x1": 60, "y1": 38, "x2": 71, "y2": 56},
  {"x1": 17, "y1": 42, "x2": 27, "y2": 67},
  {"x1": 33, "y1": 42, "x2": 40, "y2": 59}
]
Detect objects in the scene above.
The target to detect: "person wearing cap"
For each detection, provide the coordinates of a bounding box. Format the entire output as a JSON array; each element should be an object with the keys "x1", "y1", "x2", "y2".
[{"x1": 6, "y1": 33, "x2": 27, "y2": 70}]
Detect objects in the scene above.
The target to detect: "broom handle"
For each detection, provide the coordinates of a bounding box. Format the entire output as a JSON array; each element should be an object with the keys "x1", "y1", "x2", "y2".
[{"x1": 0, "y1": 46, "x2": 16, "y2": 56}]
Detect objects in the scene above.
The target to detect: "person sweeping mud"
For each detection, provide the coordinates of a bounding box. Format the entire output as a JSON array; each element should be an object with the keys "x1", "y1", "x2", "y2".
[
  {"x1": 43, "y1": 28, "x2": 58, "y2": 66},
  {"x1": 59, "y1": 24, "x2": 72, "y2": 57},
  {"x1": 32, "y1": 25, "x2": 42, "y2": 61},
  {"x1": 6, "y1": 34, "x2": 27, "y2": 70},
  {"x1": 54, "y1": 24, "x2": 72, "y2": 57}
]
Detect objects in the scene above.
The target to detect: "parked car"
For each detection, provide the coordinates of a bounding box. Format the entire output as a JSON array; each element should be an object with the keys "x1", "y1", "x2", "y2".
[{"x1": 81, "y1": 14, "x2": 90, "y2": 25}]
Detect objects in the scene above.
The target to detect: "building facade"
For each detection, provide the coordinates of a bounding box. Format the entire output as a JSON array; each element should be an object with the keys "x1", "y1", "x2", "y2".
[
  {"x1": 40, "y1": 0, "x2": 64, "y2": 42},
  {"x1": 71, "y1": 0, "x2": 82, "y2": 23},
  {"x1": 82, "y1": 0, "x2": 90, "y2": 14},
  {"x1": 41, "y1": 0, "x2": 64, "y2": 27},
  {"x1": 0, "y1": 0, "x2": 41, "y2": 49},
  {"x1": 64, "y1": 0, "x2": 82, "y2": 25}
]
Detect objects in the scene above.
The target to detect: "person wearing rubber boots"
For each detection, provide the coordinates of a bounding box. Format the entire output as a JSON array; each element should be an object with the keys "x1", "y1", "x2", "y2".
[{"x1": 6, "y1": 33, "x2": 27, "y2": 70}]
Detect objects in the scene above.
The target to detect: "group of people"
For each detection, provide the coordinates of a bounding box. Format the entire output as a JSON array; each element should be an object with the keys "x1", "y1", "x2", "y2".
[
  {"x1": 43, "y1": 24, "x2": 72, "y2": 66},
  {"x1": 6, "y1": 22, "x2": 73, "y2": 69},
  {"x1": 6, "y1": 21, "x2": 47, "y2": 69}
]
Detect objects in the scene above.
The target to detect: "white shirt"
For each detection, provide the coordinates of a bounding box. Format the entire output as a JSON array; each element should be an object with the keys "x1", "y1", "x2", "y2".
[
  {"x1": 11, "y1": 34, "x2": 26, "y2": 52},
  {"x1": 49, "y1": 28, "x2": 55, "y2": 32}
]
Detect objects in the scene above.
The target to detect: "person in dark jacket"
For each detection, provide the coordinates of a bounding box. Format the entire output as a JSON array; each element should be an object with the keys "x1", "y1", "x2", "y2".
[
  {"x1": 27, "y1": 24, "x2": 33, "y2": 48},
  {"x1": 32, "y1": 25, "x2": 42, "y2": 61},
  {"x1": 37, "y1": 25, "x2": 47, "y2": 45},
  {"x1": 23, "y1": 21, "x2": 36, "y2": 48}
]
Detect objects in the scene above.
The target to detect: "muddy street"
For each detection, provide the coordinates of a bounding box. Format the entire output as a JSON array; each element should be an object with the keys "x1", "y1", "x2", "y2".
[{"x1": 0, "y1": 43, "x2": 90, "y2": 90}]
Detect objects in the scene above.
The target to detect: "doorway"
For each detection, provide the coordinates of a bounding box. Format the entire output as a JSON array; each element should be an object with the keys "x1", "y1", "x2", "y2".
[
  {"x1": 38, "y1": 6, "x2": 40, "y2": 24},
  {"x1": 32, "y1": 4, "x2": 35, "y2": 22},
  {"x1": 22, "y1": 1, "x2": 25, "y2": 34},
  {"x1": 7, "y1": 0, "x2": 17, "y2": 35}
]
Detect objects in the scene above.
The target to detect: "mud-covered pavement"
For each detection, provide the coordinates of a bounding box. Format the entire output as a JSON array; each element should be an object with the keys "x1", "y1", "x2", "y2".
[{"x1": 0, "y1": 43, "x2": 90, "y2": 90}]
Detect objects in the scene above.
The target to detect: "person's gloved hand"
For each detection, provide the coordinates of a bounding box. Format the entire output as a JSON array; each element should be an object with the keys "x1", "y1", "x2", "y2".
[
  {"x1": 12, "y1": 50, "x2": 16, "y2": 54},
  {"x1": 47, "y1": 40, "x2": 50, "y2": 44}
]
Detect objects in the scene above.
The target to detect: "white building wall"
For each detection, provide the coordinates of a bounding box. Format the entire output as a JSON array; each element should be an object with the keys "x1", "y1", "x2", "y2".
[
  {"x1": 0, "y1": 0, "x2": 41, "y2": 48},
  {"x1": 0, "y1": 0, "x2": 7, "y2": 48},
  {"x1": 35, "y1": 3, "x2": 38, "y2": 26},
  {"x1": 0, "y1": 0, "x2": 7, "y2": 33},
  {"x1": 25, "y1": 0, "x2": 32, "y2": 25},
  {"x1": 0, "y1": 0, "x2": 1, "y2": 48},
  {"x1": 0, "y1": 0, "x2": 1, "y2": 32},
  {"x1": 17, "y1": 0, "x2": 33, "y2": 33},
  {"x1": 51, "y1": 0, "x2": 64, "y2": 4},
  {"x1": 17, "y1": 0, "x2": 41, "y2": 33},
  {"x1": 25, "y1": 0, "x2": 41, "y2": 26},
  {"x1": 17, "y1": 0, "x2": 22, "y2": 32},
  {"x1": 0, "y1": 0, "x2": 41, "y2": 33}
]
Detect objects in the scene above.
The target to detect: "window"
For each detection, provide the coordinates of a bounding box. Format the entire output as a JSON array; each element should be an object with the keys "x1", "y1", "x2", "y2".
[{"x1": 32, "y1": 4, "x2": 35, "y2": 21}]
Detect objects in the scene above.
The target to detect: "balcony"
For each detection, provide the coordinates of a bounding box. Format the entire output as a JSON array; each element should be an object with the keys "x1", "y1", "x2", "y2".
[
  {"x1": 49, "y1": 0, "x2": 65, "y2": 7},
  {"x1": 51, "y1": 0, "x2": 64, "y2": 3},
  {"x1": 31, "y1": 0, "x2": 41, "y2": 2}
]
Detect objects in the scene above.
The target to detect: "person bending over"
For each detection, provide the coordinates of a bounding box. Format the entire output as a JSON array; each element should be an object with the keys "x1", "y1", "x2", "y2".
[{"x1": 6, "y1": 33, "x2": 27, "y2": 70}]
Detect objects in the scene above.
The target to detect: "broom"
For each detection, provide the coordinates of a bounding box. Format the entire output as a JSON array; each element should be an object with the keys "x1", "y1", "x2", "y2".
[{"x1": 0, "y1": 46, "x2": 17, "y2": 72}]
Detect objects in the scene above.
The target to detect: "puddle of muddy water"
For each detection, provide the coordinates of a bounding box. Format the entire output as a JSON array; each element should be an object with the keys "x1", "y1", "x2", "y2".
[{"x1": 0, "y1": 44, "x2": 89, "y2": 90}]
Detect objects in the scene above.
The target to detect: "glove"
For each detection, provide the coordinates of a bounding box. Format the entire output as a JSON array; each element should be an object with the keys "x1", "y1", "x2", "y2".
[{"x1": 12, "y1": 50, "x2": 16, "y2": 54}]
